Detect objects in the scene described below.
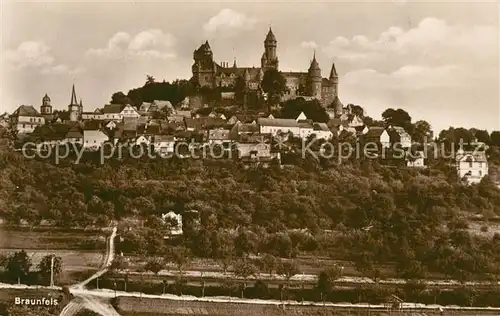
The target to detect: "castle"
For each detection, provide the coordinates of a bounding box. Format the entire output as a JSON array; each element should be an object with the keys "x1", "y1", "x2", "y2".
[{"x1": 191, "y1": 27, "x2": 344, "y2": 115}]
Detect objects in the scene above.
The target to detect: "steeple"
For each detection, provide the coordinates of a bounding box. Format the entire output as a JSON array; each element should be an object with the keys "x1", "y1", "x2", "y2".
[
  {"x1": 70, "y1": 84, "x2": 78, "y2": 105},
  {"x1": 233, "y1": 58, "x2": 237, "y2": 68},
  {"x1": 329, "y1": 62, "x2": 338, "y2": 80},
  {"x1": 309, "y1": 51, "x2": 320, "y2": 71},
  {"x1": 265, "y1": 26, "x2": 276, "y2": 43}
]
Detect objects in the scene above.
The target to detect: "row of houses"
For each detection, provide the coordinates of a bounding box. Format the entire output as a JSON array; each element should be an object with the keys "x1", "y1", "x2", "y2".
[{"x1": 5, "y1": 99, "x2": 489, "y2": 183}]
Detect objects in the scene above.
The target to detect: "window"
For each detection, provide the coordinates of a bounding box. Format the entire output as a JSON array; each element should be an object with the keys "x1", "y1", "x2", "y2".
[
  {"x1": 469, "y1": 161, "x2": 473, "y2": 168},
  {"x1": 22, "y1": 124, "x2": 25, "y2": 128},
  {"x1": 479, "y1": 170, "x2": 482, "y2": 176}
]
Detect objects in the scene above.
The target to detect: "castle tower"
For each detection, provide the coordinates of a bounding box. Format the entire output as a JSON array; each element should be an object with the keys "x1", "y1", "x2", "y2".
[
  {"x1": 329, "y1": 62, "x2": 342, "y2": 115},
  {"x1": 192, "y1": 40, "x2": 216, "y2": 88},
  {"x1": 307, "y1": 51, "x2": 322, "y2": 99},
  {"x1": 261, "y1": 27, "x2": 279, "y2": 71},
  {"x1": 68, "y1": 84, "x2": 81, "y2": 122},
  {"x1": 40, "y1": 93, "x2": 52, "y2": 115}
]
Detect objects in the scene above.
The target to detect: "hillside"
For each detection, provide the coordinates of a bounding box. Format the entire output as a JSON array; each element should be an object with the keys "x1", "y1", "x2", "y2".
[{"x1": 1, "y1": 147, "x2": 500, "y2": 282}]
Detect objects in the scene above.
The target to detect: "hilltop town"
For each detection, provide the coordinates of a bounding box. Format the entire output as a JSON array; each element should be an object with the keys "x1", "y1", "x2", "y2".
[{"x1": 2, "y1": 26, "x2": 500, "y2": 316}]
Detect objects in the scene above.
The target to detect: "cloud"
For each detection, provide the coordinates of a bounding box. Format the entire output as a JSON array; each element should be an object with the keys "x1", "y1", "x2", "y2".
[
  {"x1": 343, "y1": 64, "x2": 464, "y2": 90},
  {"x1": 41, "y1": 65, "x2": 86, "y2": 76},
  {"x1": 323, "y1": 17, "x2": 497, "y2": 65},
  {"x1": 203, "y1": 9, "x2": 257, "y2": 35},
  {"x1": 85, "y1": 29, "x2": 177, "y2": 60},
  {"x1": 300, "y1": 41, "x2": 318, "y2": 49},
  {"x1": 3, "y1": 41, "x2": 83, "y2": 75}
]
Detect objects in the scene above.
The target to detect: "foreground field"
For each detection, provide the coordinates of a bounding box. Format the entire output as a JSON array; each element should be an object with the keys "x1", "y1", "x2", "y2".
[
  {"x1": 114, "y1": 296, "x2": 500, "y2": 316},
  {"x1": 0, "y1": 226, "x2": 107, "y2": 250}
]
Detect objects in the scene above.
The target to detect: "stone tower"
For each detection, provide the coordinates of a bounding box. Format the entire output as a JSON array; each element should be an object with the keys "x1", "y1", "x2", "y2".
[
  {"x1": 329, "y1": 62, "x2": 342, "y2": 115},
  {"x1": 40, "y1": 93, "x2": 52, "y2": 115},
  {"x1": 261, "y1": 27, "x2": 279, "y2": 71},
  {"x1": 307, "y1": 51, "x2": 322, "y2": 100},
  {"x1": 192, "y1": 41, "x2": 216, "y2": 88},
  {"x1": 68, "y1": 84, "x2": 81, "y2": 122}
]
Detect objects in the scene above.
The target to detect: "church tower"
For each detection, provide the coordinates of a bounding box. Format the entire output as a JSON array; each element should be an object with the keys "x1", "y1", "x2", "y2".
[
  {"x1": 261, "y1": 27, "x2": 279, "y2": 71},
  {"x1": 40, "y1": 93, "x2": 52, "y2": 115},
  {"x1": 192, "y1": 41, "x2": 216, "y2": 88},
  {"x1": 307, "y1": 51, "x2": 322, "y2": 99},
  {"x1": 68, "y1": 84, "x2": 81, "y2": 122}
]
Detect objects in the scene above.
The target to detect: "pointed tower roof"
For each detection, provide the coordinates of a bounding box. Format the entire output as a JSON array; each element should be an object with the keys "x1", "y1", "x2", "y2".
[
  {"x1": 204, "y1": 40, "x2": 212, "y2": 51},
  {"x1": 42, "y1": 93, "x2": 50, "y2": 102},
  {"x1": 329, "y1": 62, "x2": 338, "y2": 79},
  {"x1": 265, "y1": 27, "x2": 276, "y2": 42},
  {"x1": 70, "y1": 84, "x2": 78, "y2": 105},
  {"x1": 233, "y1": 58, "x2": 237, "y2": 68},
  {"x1": 309, "y1": 50, "x2": 320, "y2": 70},
  {"x1": 79, "y1": 98, "x2": 83, "y2": 106}
]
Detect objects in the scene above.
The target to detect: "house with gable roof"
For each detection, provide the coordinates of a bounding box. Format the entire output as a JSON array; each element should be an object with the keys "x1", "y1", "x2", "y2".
[
  {"x1": 456, "y1": 150, "x2": 488, "y2": 184},
  {"x1": 10, "y1": 105, "x2": 45, "y2": 134}
]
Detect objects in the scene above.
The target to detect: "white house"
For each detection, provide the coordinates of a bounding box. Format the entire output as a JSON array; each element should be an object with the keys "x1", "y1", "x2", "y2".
[
  {"x1": 348, "y1": 115, "x2": 364, "y2": 127},
  {"x1": 10, "y1": 105, "x2": 45, "y2": 134},
  {"x1": 298, "y1": 122, "x2": 314, "y2": 139},
  {"x1": 82, "y1": 109, "x2": 105, "y2": 120},
  {"x1": 312, "y1": 123, "x2": 333, "y2": 140},
  {"x1": 161, "y1": 211, "x2": 183, "y2": 236},
  {"x1": 407, "y1": 151, "x2": 426, "y2": 168},
  {"x1": 120, "y1": 104, "x2": 140, "y2": 119},
  {"x1": 83, "y1": 122, "x2": 109, "y2": 150},
  {"x1": 101, "y1": 104, "x2": 139, "y2": 121},
  {"x1": 153, "y1": 135, "x2": 176, "y2": 156},
  {"x1": 207, "y1": 129, "x2": 231, "y2": 144},
  {"x1": 134, "y1": 135, "x2": 150, "y2": 146},
  {"x1": 456, "y1": 150, "x2": 488, "y2": 184},
  {"x1": 257, "y1": 118, "x2": 301, "y2": 137}
]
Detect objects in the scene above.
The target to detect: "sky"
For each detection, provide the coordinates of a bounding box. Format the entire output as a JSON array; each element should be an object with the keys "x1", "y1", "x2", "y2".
[{"x1": 1, "y1": 0, "x2": 499, "y2": 134}]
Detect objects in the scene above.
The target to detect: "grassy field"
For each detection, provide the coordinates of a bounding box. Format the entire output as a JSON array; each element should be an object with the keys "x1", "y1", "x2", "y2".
[
  {"x1": 114, "y1": 296, "x2": 500, "y2": 316},
  {"x1": 0, "y1": 226, "x2": 107, "y2": 250}
]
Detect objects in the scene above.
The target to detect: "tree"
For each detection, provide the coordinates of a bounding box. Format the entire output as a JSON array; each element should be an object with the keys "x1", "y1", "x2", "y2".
[
  {"x1": 146, "y1": 75, "x2": 156, "y2": 85},
  {"x1": 258, "y1": 253, "x2": 277, "y2": 276},
  {"x1": 276, "y1": 260, "x2": 300, "y2": 300},
  {"x1": 211, "y1": 230, "x2": 235, "y2": 274},
  {"x1": 280, "y1": 97, "x2": 329, "y2": 123},
  {"x1": 491, "y1": 131, "x2": 500, "y2": 146},
  {"x1": 234, "y1": 229, "x2": 258, "y2": 257},
  {"x1": 4, "y1": 250, "x2": 32, "y2": 284},
  {"x1": 412, "y1": 120, "x2": 433, "y2": 143},
  {"x1": 382, "y1": 108, "x2": 412, "y2": 132},
  {"x1": 109, "y1": 255, "x2": 130, "y2": 291},
  {"x1": 37, "y1": 255, "x2": 62, "y2": 285},
  {"x1": 145, "y1": 257, "x2": 164, "y2": 275},
  {"x1": 165, "y1": 246, "x2": 191, "y2": 281},
  {"x1": 472, "y1": 129, "x2": 491, "y2": 145},
  {"x1": 110, "y1": 91, "x2": 132, "y2": 105},
  {"x1": 233, "y1": 259, "x2": 258, "y2": 298},
  {"x1": 317, "y1": 265, "x2": 343, "y2": 302},
  {"x1": 261, "y1": 69, "x2": 287, "y2": 106}
]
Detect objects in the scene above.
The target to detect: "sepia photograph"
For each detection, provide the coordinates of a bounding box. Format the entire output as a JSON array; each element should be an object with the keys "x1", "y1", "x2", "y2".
[{"x1": 0, "y1": 0, "x2": 499, "y2": 315}]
